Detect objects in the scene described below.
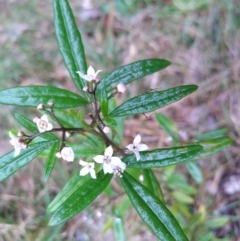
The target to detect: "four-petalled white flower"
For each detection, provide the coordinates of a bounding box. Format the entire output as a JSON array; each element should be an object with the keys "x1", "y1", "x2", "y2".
[
  {"x1": 56, "y1": 147, "x2": 74, "y2": 162},
  {"x1": 93, "y1": 145, "x2": 126, "y2": 174},
  {"x1": 76, "y1": 66, "x2": 102, "y2": 82},
  {"x1": 9, "y1": 131, "x2": 27, "y2": 157},
  {"x1": 34, "y1": 115, "x2": 53, "y2": 133},
  {"x1": 79, "y1": 160, "x2": 96, "y2": 179},
  {"x1": 126, "y1": 134, "x2": 149, "y2": 161}
]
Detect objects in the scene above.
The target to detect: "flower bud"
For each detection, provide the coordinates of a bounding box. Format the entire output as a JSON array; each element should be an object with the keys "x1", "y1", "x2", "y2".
[
  {"x1": 103, "y1": 126, "x2": 110, "y2": 133},
  {"x1": 48, "y1": 101, "x2": 54, "y2": 107},
  {"x1": 37, "y1": 103, "x2": 45, "y2": 110},
  {"x1": 83, "y1": 86, "x2": 89, "y2": 92},
  {"x1": 65, "y1": 132, "x2": 70, "y2": 138},
  {"x1": 116, "y1": 83, "x2": 126, "y2": 93},
  {"x1": 17, "y1": 131, "x2": 25, "y2": 137}
]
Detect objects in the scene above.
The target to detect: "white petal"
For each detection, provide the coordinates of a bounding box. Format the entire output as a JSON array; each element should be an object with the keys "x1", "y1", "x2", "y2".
[
  {"x1": 93, "y1": 155, "x2": 104, "y2": 163},
  {"x1": 80, "y1": 166, "x2": 90, "y2": 176},
  {"x1": 134, "y1": 151, "x2": 141, "y2": 161},
  {"x1": 76, "y1": 71, "x2": 93, "y2": 81},
  {"x1": 79, "y1": 160, "x2": 87, "y2": 166},
  {"x1": 103, "y1": 163, "x2": 113, "y2": 174},
  {"x1": 41, "y1": 114, "x2": 49, "y2": 122},
  {"x1": 87, "y1": 65, "x2": 95, "y2": 76},
  {"x1": 90, "y1": 169, "x2": 96, "y2": 179},
  {"x1": 55, "y1": 152, "x2": 62, "y2": 158},
  {"x1": 104, "y1": 145, "x2": 113, "y2": 157},
  {"x1": 111, "y1": 156, "x2": 122, "y2": 165},
  {"x1": 94, "y1": 69, "x2": 102, "y2": 78},
  {"x1": 118, "y1": 161, "x2": 126, "y2": 170},
  {"x1": 14, "y1": 147, "x2": 21, "y2": 157},
  {"x1": 38, "y1": 127, "x2": 46, "y2": 133},
  {"x1": 133, "y1": 134, "x2": 141, "y2": 144},
  {"x1": 126, "y1": 144, "x2": 134, "y2": 152},
  {"x1": 61, "y1": 147, "x2": 74, "y2": 162},
  {"x1": 9, "y1": 131, "x2": 15, "y2": 139},
  {"x1": 46, "y1": 123, "x2": 53, "y2": 131},
  {"x1": 137, "y1": 144, "x2": 149, "y2": 151}
]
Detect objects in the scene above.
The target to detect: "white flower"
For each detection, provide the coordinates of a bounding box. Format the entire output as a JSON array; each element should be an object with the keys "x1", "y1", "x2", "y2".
[
  {"x1": 126, "y1": 134, "x2": 149, "y2": 161},
  {"x1": 56, "y1": 147, "x2": 74, "y2": 162},
  {"x1": 76, "y1": 66, "x2": 102, "y2": 82},
  {"x1": 79, "y1": 160, "x2": 96, "y2": 179},
  {"x1": 35, "y1": 115, "x2": 53, "y2": 133},
  {"x1": 103, "y1": 126, "x2": 110, "y2": 133},
  {"x1": 116, "y1": 83, "x2": 126, "y2": 93},
  {"x1": 93, "y1": 145, "x2": 126, "y2": 174},
  {"x1": 9, "y1": 131, "x2": 27, "y2": 157}
]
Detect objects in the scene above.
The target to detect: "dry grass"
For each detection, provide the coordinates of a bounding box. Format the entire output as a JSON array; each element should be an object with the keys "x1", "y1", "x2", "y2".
[{"x1": 0, "y1": 0, "x2": 240, "y2": 240}]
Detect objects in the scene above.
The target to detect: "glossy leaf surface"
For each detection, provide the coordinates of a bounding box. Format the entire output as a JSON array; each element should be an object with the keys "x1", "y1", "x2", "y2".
[
  {"x1": 198, "y1": 137, "x2": 233, "y2": 157},
  {"x1": 53, "y1": 0, "x2": 89, "y2": 99},
  {"x1": 49, "y1": 171, "x2": 112, "y2": 225},
  {"x1": 100, "y1": 89, "x2": 108, "y2": 117},
  {"x1": 96, "y1": 59, "x2": 170, "y2": 96},
  {"x1": 0, "y1": 86, "x2": 88, "y2": 108},
  {"x1": 123, "y1": 145, "x2": 203, "y2": 168},
  {"x1": 120, "y1": 172, "x2": 189, "y2": 241},
  {"x1": 143, "y1": 169, "x2": 165, "y2": 203},
  {"x1": 109, "y1": 85, "x2": 198, "y2": 117},
  {"x1": 44, "y1": 141, "x2": 60, "y2": 181},
  {"x1": 0, "y1": 140, "x2": 57, "y2": 181}
]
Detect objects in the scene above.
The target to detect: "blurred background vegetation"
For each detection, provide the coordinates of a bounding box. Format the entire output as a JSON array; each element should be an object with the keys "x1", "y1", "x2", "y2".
[{"x1": 0, "y1": 0, "x2": 239, "y2": 240}]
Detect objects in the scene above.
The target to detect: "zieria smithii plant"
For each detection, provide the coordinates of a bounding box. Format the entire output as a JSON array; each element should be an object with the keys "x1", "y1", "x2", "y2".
[{"x1": 0, "y1": 0, "x2": 233, "y2": 240}]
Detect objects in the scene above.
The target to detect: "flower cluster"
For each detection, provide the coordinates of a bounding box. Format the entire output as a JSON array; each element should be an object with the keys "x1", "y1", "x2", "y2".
[{"x1": 79, "y1": 134, "x2": 148, "y2": 179}]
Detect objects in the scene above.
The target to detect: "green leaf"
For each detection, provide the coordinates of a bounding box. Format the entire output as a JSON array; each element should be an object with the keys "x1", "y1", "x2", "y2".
[
  {"x1": 155, "y1": 113, "x2": 179, "y2": 141},
  {"x1": 185, "y1": 161, "x2": 203, "y2": 184},
  {"x1": 0, "y1": 86, "x2": 88, "y2": 108},
  {"x1": 53, "y1": 109, "x2": 83, "y2": 128},
  {"x1": 199, "y1": 137, "x2": 233, "y2": 157},
  {"x1": 47, "y1": 173, "x2": 88, "y2": 213},
  {"x1": 109, "y1": 85, "x2": 198, "y2": 117},
  {"x1": 143, "y1": 169, "x2": 165, "y2": 203},
  {"x1": 206, "y1": 217, "x2": 229, "y2": 228},
  {"x1": 53, "y1": 0, "x2": 89, "y2": 99},
  {"x1": 123, "y1": 145, "x2": 203, "y2": 168},
  {"x1": 44, "y1": 141, "x2": 61, "y2": 181},
  {"x1": 172, "y1": 191, "x2": 194, "y2": 204},
  {"x1": 15, "y1": 113, "x2": 58, "y2": 141},
  {"x1": 120, "y1": 172, "x2": 189, "y2": 241},
  {"x1": 0, "y1": 140, "x2": 57, "y2": 181},
  {"x1": 48, "y1": 171, "x2": 112, "y2": 226},
  {"x1": 100, "y1": 89, "x2": 109, "y2": 117},
  {"x1": 113, "y1": 217, "x2": 126, "y2": 241},
  {"x1": 96, "y1": 59, "x2": 171, "y2": 96},
  {"x1": 195, "y1": 128, "x2": 229, "y2": 141},
  {"x1": 103, "y1": 117, "x2": 117, "y2": 127}
]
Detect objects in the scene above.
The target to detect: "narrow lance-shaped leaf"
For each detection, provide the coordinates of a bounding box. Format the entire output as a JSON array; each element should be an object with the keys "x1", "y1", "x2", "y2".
[
  {"x1": 15, "y1": 113, "x2": 58, "y2": 141},
  {"x1": 96, "y1": 59, "x2": 171, "y2": 96},
  {"x1": 53, "y1": 0, "x2": 90, "y2": 99},
  {"x1": 47, "y1": 173, "x2": 89, "y2": 213},
  {"x1": 143, "y1": 169, "x2": 165, "y2": 203},
  {"x1": 120, "y1": 172, "x2": 189, "y2": 241},
  {"x1": 109, "y1": 85, "x2": 198, "y2": 117},
  {"x1": 100, "y1": 89, "x2": 108, "y2": 117},
  {"x1": 122, "y1": 145, "x2": 203, "y2": 168},
  {"x1": 49, "y1": 171, "x2": 112, "y2": 226},
  {"x1": 0, "y1": 86, "x2": 88, "y2": 108},
  {"x1": 44, "y1": 141, "x2": 61, "y2": 181},
  {"x1": 198, "y1": 137, "x2": 233, "y2": 157},
  {"x1": 0, "y1": 140, "x2": 57, "y2": 182}
]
